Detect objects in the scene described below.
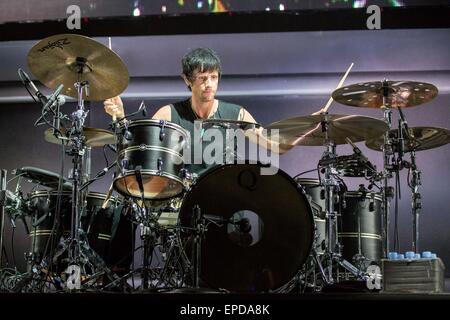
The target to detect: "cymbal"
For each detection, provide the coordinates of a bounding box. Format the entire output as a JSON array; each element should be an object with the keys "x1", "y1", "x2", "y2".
[
  {"x1": 28, "y1": 34, "x2": 129, "y2": 101},
  {"x1": 45, "y1": 127, "x2": 116, "y2": 147},
  {"x1": 332, "y1": 81, "x2": 438, "y2": 108},
  {"x1": 266, "y1": 114, "x2": 389, "y2": 146},
  {"x1": 366, "y1": 127, "x2": 450, "y2": 152},
  {"x1": 15, "y1": 166, "x2": 72, "y2": 190}
]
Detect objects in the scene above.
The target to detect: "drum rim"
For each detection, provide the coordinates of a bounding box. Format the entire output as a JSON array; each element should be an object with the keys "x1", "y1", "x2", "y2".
[
  {"x1": 30, "y1": 190, "x2": 119, "y2": 202},
  {"x1": 113, "y1": 170, "x2": 185, "y2": 200},
  {"x1": 123, "y1": 119, "x2": 189, "y2": 138},
  {"x1": 178, "y1": 163, "x2": 315, "y2": 291},
  {"x1": 344, "y1": 191, "x2": 383, "y2": 201},
  {"x1": 118, "y1": 145, "x2": 184, "y2": 160}
]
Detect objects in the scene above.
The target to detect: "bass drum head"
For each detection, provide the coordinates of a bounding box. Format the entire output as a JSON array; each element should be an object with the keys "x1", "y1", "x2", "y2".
[{"x1": 178, "y1": 164, "x2": 314, "y2": 292}]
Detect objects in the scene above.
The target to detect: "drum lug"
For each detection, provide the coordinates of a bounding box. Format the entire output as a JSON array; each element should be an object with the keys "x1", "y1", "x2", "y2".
[
  {"x1": 123, "y1": 122, "x2": 132, "y2": 140},
  {"x1": 120, "y1": 159, "x2": 129, "y2": 175},
  {"x1": 157, "y1": 158, "x2": 163, "y2": 175},
  {"x1": 159, "y1": 120, "x2": 166, "y2": 141}
]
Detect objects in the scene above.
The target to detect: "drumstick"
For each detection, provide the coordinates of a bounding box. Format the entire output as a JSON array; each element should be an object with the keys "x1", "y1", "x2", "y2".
[
  {"x1": 102, "y1": 181, "x2": 114, "y2": 209},
  {"x1": 321, "y1": 62, "x2": 354, "y2": 113},
  {"x1": 108, "y1": 37, "x2": 118, "y2": 122}
]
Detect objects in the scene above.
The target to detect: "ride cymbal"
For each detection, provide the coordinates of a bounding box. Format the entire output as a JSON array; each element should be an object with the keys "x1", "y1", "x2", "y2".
[{"x1": 28, "y1": 34, "x2": 129, "y2": 101}]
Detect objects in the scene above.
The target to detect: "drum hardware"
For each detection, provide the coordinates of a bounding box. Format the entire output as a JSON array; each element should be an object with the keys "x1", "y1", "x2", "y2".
[
  {"x1": 0, "y1": 170, "x2": 7, "y2": 268},
  {"x1": 332, "y1": 79, "x2": 440, "y2": 257},
  {"x1": 16, "y1": 33, "x2": 133, "y2": 291}
]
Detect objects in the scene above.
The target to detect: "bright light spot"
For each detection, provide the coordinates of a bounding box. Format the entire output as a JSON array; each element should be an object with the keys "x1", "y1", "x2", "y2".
[
  {"x1": 161, "y1": 5, "x2": 166, "y2": 13},
  {"x1": 197, "y1": 1, "x2": 203, "y2": 9},
  {"x1": 133, "y1": 7, "x2": 141, "y2": 16},
  {"x1": 279, "y1": 4, "x2": 285, "y2": 11},
  {"x1": 265, "y1": 7, "x2": 270, "y2": 11}
]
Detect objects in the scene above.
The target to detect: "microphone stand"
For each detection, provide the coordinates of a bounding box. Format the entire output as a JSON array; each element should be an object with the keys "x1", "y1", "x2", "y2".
[
  {"x1": 397, "y1": 106, "x2": 422, "y2": 253},
  {"x1": 380, "y1": 79, "x2": 395, "y2": 258},
  {"x1": 0, "y1": 170, "x2": 7, "y2": 268}
]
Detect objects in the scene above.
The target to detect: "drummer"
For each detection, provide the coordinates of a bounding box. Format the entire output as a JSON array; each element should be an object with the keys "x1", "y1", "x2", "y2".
[{"x1": 104, "y1": 47, "x2": 291, "y2": 176}]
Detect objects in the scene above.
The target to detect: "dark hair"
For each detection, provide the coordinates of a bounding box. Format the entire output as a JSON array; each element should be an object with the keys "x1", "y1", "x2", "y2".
[{"x1": 182, "y1": 47, "x2": 222, "y2": 81}]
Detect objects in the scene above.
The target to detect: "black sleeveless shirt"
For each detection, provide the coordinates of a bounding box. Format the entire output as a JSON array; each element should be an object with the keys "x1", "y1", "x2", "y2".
[{"x1": 170, "y1": 99, "x2": 242, "y2": 176}]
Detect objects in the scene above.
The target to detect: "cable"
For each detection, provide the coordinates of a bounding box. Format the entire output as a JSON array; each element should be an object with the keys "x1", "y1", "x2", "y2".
[
  {"x1": 11, "y1": 228, "x2": 16, "y2": 270},
  {"x1": 293, "y1": 168, "x2": 318, "y2": 180}
]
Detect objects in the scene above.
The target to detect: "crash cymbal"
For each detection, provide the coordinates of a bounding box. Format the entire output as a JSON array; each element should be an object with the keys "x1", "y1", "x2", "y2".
[
  {"x1": 28, "y1": 34, "x2": 129, "y2": 101},
  {"x1": 45, "y1": 127, "x2": 116, "y2": 147},
  {"x1": 366, "y1": 127, "x2": 450, "y2": 152},
  {"x1": 332, "y1": 81, "x2": 438, "y2": 109},
  {"x1": 266, "y1": 114, "x2": 389, "y2": 146}
]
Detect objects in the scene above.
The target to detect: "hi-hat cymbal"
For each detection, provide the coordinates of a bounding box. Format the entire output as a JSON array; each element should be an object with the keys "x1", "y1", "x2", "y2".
[
  {"x1": 332, "y1": 81, "x2": 438, "y2": 108},
  {"x1": 45, "y1": 127, "x2": 116, "y2": 147},
  {"x1": 266, "y1": 114, "x2": 389, "y2": 146},
  {"x1": 366, "y1": 127, "x2": 450, "y2": 152},
  {"x1": 28, "y1": 34, "x2": 129, "y2": 101}
]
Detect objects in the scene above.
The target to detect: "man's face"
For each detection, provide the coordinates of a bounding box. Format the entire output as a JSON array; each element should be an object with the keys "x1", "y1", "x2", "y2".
[{"x1": 186, "y1": 69, "x2": 219, "y2": 102}]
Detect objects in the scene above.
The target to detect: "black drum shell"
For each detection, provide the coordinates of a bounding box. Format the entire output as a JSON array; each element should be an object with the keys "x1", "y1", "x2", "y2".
[
  {"x1": 338, "y1": 191, "x2": 383, "y2": 267},
  {"x1": 28, "y1": 191, "x2": 120, "y2": 268},
  {"x1": 114, "y1": 120, "x2": 189, "y2": 200}
]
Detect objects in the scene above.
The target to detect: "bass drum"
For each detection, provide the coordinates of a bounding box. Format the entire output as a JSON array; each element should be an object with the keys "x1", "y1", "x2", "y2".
[{"x1": 178, "y1": 164, "x2": 314, "y2": 293}]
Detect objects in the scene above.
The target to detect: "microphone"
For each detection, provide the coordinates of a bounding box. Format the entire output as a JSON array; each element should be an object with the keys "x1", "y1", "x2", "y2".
[
  {"x1": 18, "y1": 68, "x2": 47, "y2": 105},
  {"x1": 346, "y1": 137, "x2": 376, "y2": 172},
  {"x1": 235, "y1": 217, "x2": 251, "y2": 233},
  {"x1": 139, "y1": 100, "x2": 147, "y2": 117},
  {"x1": 134, "y1": 165, "x2": 146, "y2": 201},
  {"x1": 43, "y1": 84, "x2": 64, "y2": 110},
  {"x1": 345, "y1": 137, "x2": 368, "y2": 162}
]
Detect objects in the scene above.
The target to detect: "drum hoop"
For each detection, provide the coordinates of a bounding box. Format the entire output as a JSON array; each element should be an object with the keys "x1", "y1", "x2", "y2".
[
  {"x1": 338, "y1": 232, "x2": 382, "y2": 240},
  {"x1": 119, "y1": 145, "x2": 184, "y2": 160},
  {"x1": 344, "y1": 191, "x2": 383, "y2": 202},
  {"x1": 30, "y1": 190, "x2": 119, "y2": 202},
  {"x1": 114, "y1": 170, "x2": 185, "y2": 200},
  {"x1": 125, "y1": 119, "x2": 189, "y2": 137}
]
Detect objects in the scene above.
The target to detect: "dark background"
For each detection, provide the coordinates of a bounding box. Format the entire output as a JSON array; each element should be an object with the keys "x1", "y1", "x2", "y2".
[{"x1": 0, "y1": 2, "x2": 449, "y2": 276}]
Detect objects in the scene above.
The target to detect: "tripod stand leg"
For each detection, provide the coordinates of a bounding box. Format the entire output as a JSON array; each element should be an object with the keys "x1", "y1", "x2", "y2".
[{"x1": 312, "y1": 249, "x2": 331, "y2": 285}]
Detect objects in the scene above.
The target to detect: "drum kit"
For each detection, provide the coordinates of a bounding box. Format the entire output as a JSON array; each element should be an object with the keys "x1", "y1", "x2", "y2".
[{"x1": 1, "y1": 34, "x2": 449, "y2": 293}]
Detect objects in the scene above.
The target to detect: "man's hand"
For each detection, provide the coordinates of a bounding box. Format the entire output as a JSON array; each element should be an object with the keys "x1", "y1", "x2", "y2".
[{"x1": 104, "y1": 96, "x2": 125, "y2": 119}]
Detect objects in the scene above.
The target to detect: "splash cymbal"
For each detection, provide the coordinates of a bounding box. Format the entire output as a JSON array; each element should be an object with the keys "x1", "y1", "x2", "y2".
[{"x1": 28, "y1": 34, "x2": 129, "y2": 101}]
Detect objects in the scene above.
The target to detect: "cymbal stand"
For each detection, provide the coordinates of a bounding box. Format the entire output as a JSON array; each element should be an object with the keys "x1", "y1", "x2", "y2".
[
  {"x1": 408, "y1": 150, "x2": 421, "y2": 253},
  {"x1": 54, "y1": 77, "x2": 120, "y2": 290},
  {"x1": 380, "y1": 80, "x2": 395, "y2": 258},
  {"x1": 319, "y1": 114, "x2": 368, "y2": 284}
]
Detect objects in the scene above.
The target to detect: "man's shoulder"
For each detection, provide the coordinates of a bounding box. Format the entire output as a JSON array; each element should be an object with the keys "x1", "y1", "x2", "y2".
[{"x1": 218, "y1": 99, "x2": 242, "y2": 110}]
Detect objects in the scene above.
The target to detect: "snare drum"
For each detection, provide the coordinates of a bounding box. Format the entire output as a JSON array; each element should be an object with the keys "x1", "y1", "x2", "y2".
[{"x1": 114, "y1": 119, "x2": 189, "y2": 200}]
